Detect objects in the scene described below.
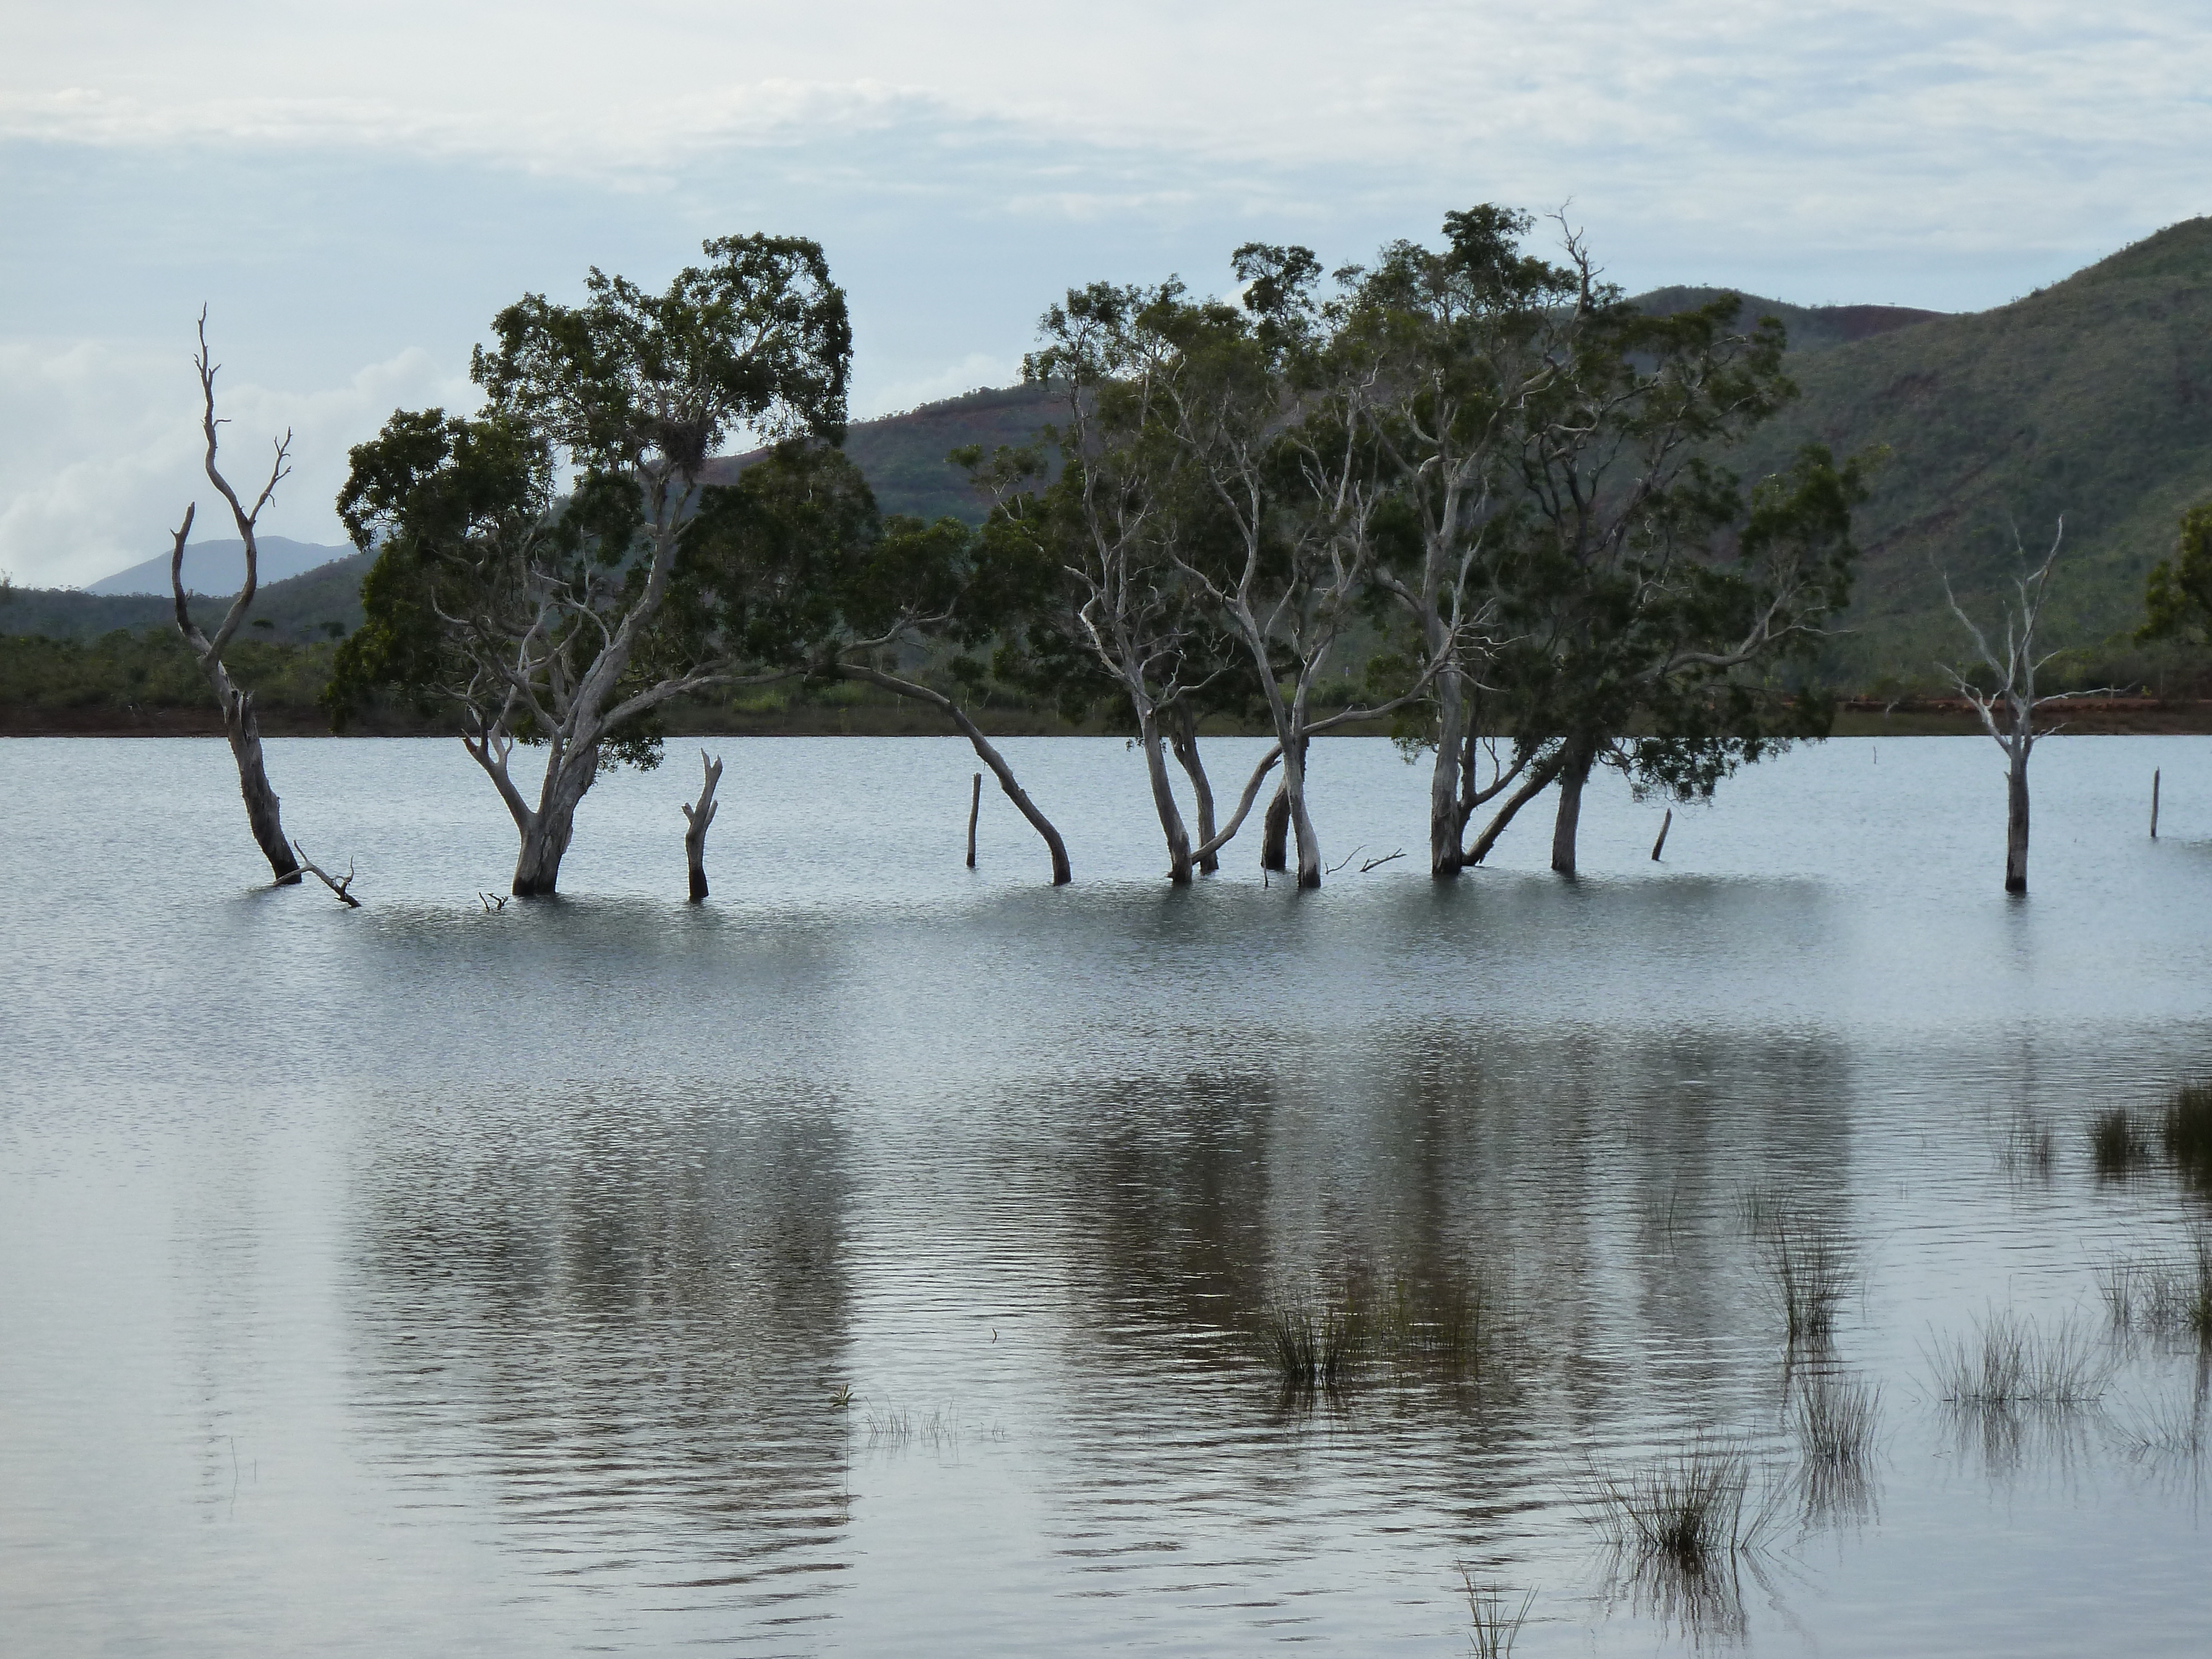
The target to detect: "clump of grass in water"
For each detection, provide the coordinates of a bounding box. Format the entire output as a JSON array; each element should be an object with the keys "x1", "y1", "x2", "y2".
[
  {"x1": 1759, "y1": 1216, "x2": 1855, "y2": 1348},
  {"x1": 1791, "y1": 1370, "x2": 1881, "y2": 1526},
  {"x1": 1592, "y1": 1441, "x2": 1771, "y2": 1568},
  {"x1": 1458, "y1": 1570, "x2": 1534, "y2": 1658},
  {"x1": 1373, "y1": 1271, "x2": 1508, "y2": 1382},
  {"x1": 2089, "y1": 1106, "x2": 2155, "y2": 1175},
  {"x1": 2098, "y1": 1231, "x2": 2212, "y2": 1348},
  {"x1": 1929, "y1": 1310, "x2": 2112, "y2": 1406},
  {"x1": 2162, "y1": 1079, "x2": 2212, "y2": 1187},
  {"x1": 1590, "y1": 1439, "x2": 1776, "y2": 1642},
  {"x1": 1261, "y1": 1299, "x2": 1367, "y2": 1397}
]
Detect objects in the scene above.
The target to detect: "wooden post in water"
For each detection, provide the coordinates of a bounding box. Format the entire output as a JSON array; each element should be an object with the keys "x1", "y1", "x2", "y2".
[
  {"x1": 2152, "y1": 769, "x2": 2161, "y2": 839},
  {"x1": 966, "y1": 771, "x2": 982, "y2": 868},
  {"x1": 1651, "y1": 808, "x2": 1672, "y2": 862}
]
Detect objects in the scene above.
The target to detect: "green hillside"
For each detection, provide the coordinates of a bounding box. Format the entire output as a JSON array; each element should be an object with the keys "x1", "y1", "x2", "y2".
[
  {"x1": 2, "y1": 552, "x2": 371, "y2": 644},
  {"x1": 1713, "y1": 217, "x2": 2212, "y2": 685},
  {"x1": 13, "y1": 221, "x2": 2212, "y2": 692}
]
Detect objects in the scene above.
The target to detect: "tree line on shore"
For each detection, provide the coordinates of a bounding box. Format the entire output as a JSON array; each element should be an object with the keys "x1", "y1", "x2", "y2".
[{"x1": 106, "y1": 206, "x2": 2212, "y2": 898}]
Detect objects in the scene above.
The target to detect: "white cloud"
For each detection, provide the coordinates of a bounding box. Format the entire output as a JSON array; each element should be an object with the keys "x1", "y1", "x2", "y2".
[{"x1": 0, "y1": 342, "x2": 475, "y2": 589}]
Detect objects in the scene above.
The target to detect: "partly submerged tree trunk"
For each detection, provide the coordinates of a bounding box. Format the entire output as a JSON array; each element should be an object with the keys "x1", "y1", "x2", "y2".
[
  {"x1": 1429, "y1": 664, "x2": 1469, "y2": 879},
  {"x1": 168, "y1": 505, "x2": 300, "y2": 886},
  {"x1": 1465, "y1": 748, "x2": 1567, "y2": 867},
  {"x1": 2005, "y1": 740, "x2": 2031, "y2": 894},
  {"x1": 683, "y1": 750, "x2": 723, "y2": 901},
  {"x1": 836, "y1": 664, "x2": 1071, "y2": 884},
  {"x1": 1282, "y1": 737, "x2": 1322, "y2": 889},
  {"x1": 1167, "y1": 703, "x2": 1219, "y2": 874},
  {"x1": 1550, "y1": 740, "x2": 1595, "y2": 877},
  {"x1": 510, "y1": 740, "x2": 601, "y2": 897},
  {"x1": 212, "y1": 660, "x2": 301, "y2": 884},
  {"x1": 1138, "y1": 707, "x2": 1195, "y2": 884},
  {"x1": 1261, "y1": 784, "x2": 1291, "y2": 872}
]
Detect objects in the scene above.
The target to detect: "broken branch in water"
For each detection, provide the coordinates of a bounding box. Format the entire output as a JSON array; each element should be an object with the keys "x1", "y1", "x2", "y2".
[
  {"x1": 1326, "y1": 844, "x2": 1365, "y2": 875},
  {"x1": 1359, "y1": 849, "x2": 1405, "y2": 873},
  {"x1": 478, "y1": 891, "x2": 508, "y2": 911},
  {"x1": 290, "y1": 841, "x2": 361, "y2": 907}
]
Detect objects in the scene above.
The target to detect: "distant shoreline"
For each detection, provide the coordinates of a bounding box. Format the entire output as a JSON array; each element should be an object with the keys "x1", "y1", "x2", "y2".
[{"x1": 10, "y1": 705, "x2": 2212, "y2": 739}]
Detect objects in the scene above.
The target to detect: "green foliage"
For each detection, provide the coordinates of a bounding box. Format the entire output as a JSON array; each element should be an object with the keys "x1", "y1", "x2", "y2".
[
  {"x1": 2139, "y1": 499, "x2": 2212, "y2": 645},
  {"x1": 0, "y1": 627, "x2": 334, "y2": 718}
]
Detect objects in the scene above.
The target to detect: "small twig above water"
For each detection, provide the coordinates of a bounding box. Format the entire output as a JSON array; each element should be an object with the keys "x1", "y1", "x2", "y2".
[
  {"x1": 1359, "y1": 849, "x2": 1405, "y2": 873},
  {"x1": 478, "y1": 891, "x2": 508, "y2": 911},
  {"x1": 1326, "y1": 844, "x2": 1364, "y2": 875}
]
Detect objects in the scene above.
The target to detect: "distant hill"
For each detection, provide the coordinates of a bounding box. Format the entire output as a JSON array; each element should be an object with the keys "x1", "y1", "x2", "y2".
[
  {"x1": 701, "y1": 383, "x2": 1061, "y2": 521},
  {"x1": 3, "y1": 551, "x2": 371, "y2": 644},
  {"x1": 85, "y1": 535, "x2": 355, "y2": 596},
  {"x1": 13, "y1": 223, "x2": 2210, "y2": 686},
  {"x1": 1715, "y1": 217, "x2": 2212, "y2": 683}
]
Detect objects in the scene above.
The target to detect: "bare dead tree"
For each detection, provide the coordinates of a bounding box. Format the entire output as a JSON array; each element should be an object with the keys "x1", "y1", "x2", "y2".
[
  {"x1": 172, "y1": 311, "x2": 301, "y2": 884},
  {"x1": 682, "y1": 750, "x2": 723, "y2": 901},
  {"x1": 1940, "y1": 521, "x2": 2096, "y2": 893}
]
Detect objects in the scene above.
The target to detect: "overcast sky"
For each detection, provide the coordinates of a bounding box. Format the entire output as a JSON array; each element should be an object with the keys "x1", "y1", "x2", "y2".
[{"x1": 4, "y1": 1, "x2": 2207, "y2": 587}]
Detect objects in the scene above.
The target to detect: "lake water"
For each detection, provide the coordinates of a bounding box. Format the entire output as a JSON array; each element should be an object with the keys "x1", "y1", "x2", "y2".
[{"x1": 3, "y1": 733, "x2": 2209, "y2": 1655}]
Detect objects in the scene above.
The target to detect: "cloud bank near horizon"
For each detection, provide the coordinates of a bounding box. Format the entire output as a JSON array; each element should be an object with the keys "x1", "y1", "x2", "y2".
[{"x1": 4, "y1": 1, "x2": 2207, "y2": 586}]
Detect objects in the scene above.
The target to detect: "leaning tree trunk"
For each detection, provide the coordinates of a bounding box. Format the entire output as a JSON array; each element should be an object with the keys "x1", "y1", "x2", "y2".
[
  {"x1": 2005, "y1": 739, "x2": 2031, "y2": 894},
  {"x1": 512, "y1": 740, "x2": 601, "y2": 897},
  {"x1": 1550, "y1": 740, "x2": 1596, "y2": 877},
  {"x1": 1138, "y1": 707, "x2": 1196, "y2": 884},
  {"x1": 1166, "y1": 704, "x2": 1219, "y2": 874},
  {"x1": 836, "y1": 663, "x2": 1071, "y2": 884},
  {"x1": 168, "y1": 505, "x2": 299, "y2": 885},
  {"x1": 1464, "y1": 748, "x2": 1565, "y2": 866},
  {"x1": 682, "y1": 750, "x2": 723, "y2": 901},
  {"x1": 210, "y1": 661, "x2": 301, "y2": 884}
]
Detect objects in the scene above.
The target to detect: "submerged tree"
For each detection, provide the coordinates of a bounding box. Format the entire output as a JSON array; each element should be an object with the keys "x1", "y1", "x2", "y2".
[
  {"x1": 1940, "y1": 521, "x2": 2078, "y2": 894},
  {"x1": 329, "y1": 234, "x2": 852, "y2": 895},
  {"x1": 172, "y1": 312, "x2": 302, "y2": 884},
  {"x1": 1462, "y1": 293, "x2": 1863, "y2": 876},
  {"x1": 1348, "y1": 206, "x2": 1585, "y2": 877}
]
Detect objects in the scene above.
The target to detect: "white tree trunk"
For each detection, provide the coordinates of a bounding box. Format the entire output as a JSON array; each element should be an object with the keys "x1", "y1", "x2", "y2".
[
  {"x1": 1138, "y1": 706, "x2": 1195, "y2": 884},
  {"x1": 2005, "y1": 739, "x2": 2031, "y2": 894},
  {"x1": 682, "y1": 750, "x2": 722, "y2": 901}
]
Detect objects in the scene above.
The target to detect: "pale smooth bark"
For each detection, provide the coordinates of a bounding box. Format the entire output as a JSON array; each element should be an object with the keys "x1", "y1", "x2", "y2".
[
  {"x1": 1166, "y1": 703, "x2": 1219, "y2": 873},
  {"x1": 1939, "y1": 523, "x2": 2087, "y2": 896},
  {"x1": 170, "y1": 320, "x2": 301, "y2": 886}
]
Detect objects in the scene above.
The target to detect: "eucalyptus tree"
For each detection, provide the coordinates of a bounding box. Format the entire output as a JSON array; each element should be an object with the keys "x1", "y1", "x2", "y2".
[
  {"x1": 329, "y1": 234, "x2": 851, "y2": 895},
  {"x1": 983, "y1": 285, "x2": 1276, "y2": 883},
  {"x1": 171, "y1": 313, "x2": 303, "y2": 884},
  {"x1": 1940, "y1": 522, "x2": 2075, "y2": 893},
  {"x1": 2140, "y1": 499, "x2": 2212, "y2": 646},
  {"x1": 1463, "y1": 293, "x2": 1863, "y2": 875},
  {"x1": 1134, "y1": 248, "x2": 1443, "y2": 888},
  {"x1": 1347, "y1": 207, "x2": 1587, "y2": 876}
]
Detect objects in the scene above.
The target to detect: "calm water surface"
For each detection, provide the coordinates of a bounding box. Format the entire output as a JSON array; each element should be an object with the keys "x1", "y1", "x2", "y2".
[{"x1": 3, "y1": 733, "x2": 2211, "y2": 1655}]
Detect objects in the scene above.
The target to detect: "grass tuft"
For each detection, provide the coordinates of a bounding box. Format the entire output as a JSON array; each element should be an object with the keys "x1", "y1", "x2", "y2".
[
  {"x1": 2098, "y1": 1231, "x2": 2212, "y2": 1349},
  {"x1": 2162, "y1": 1080, "x2": 2212, "y2": 1186},
  {"x1": 1929, "y1": 1310, "x2": 2112, "y2": 1406},
  {"x1": 1759, "y1": 1216, "x2": 1855, "y2": 1347},
  {"x1": 2089, "y1": 1107, "x2": 2156, "y2": 1175},
  {"x1": 1459, "y1": 1571, "x2": 1535, "y2": 1658},
  {"x1": 1591, "y1": 1440, "x2": 1771, "y2": 1569}
]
